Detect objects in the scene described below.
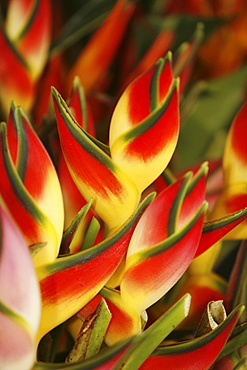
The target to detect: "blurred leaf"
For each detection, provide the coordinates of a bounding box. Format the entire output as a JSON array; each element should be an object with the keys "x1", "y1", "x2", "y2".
[
  {"x1": 175, "y1": 66, "x2": 247, "y2": 170},
  {"x1": 50, "y1": 0, "x2": 116, "y2": 55},
  {"x1": 225, "y1": 240, "x2": 247, "y2": 317},
  {"x1": 149, "y1": 14, "x2": 224, "y2": 50}
]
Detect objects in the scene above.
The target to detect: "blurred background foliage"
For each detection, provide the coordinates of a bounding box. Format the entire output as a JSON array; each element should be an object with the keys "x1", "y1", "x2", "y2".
[
  {"x1": 1, "y1": 0, "x2": 247, "y2": 170},
  {"x1": 45, "y1": 0, "x2": 247, "y2": 169}
]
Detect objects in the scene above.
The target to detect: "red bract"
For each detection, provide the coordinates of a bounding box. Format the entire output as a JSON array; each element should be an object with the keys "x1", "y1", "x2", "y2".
[
  {"x1": 0, "y1": 0, "x2": 51, "y2": 115},
  {"x1": 36, "y1": 194, "x2": 154, "y2": 341},
  {"x1": 110, "y1": 54, "x2": 179, "y2": 193},
  {"x1": 0, "y1": 104, "x2": 64, "y2": 266},
  {"x1": 58, "y1": 78, "x2": 99, "y2": 253},
  {"x1": 53, "y1": 87, "x2": 140, "y2": 231},
  {"x1": 120, "y1": 164, "x2": 207, "y2": 313}
]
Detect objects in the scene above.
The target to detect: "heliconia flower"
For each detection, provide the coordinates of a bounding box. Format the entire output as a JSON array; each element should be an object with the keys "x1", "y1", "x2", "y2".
[
  {"x1": 75, "y1": 286, "x2": 142, "y2": 347},
  {"x1": 109, "y1": 53, "x2": 179, "y2": 193},
  {"x1": 35, "y1": 194, "x2": 154, "y2": 341},
  {"x1": 0, "y1": 205, "x2": 41, "y2": 370},
  {"x1": 120, "y1": 163, "x2": 208, "y2": 313},
  {"x1": 5, "y1": 0, "x2": 51, "y2": 79},
  {"x1": 210, "y1": 101, "x2": 247, "y2": 239},
  {"x1": 67, "y1": 0, "x2": 135, "y2": 94},
  {"x1": 52, "y1": 87, "x2": 140, "y2": 231},
  {"x1": 0, "y1": 104, "x2": 64, "y2": 266},
  {"x1": 0, "y1": 27, "x2": 35, "y2": 117},
  {"x1": 0, "y1": 0, "x2": 51, "y2": 115},
  {"x1": 139, "y1": 304, "x2": 245, "y2": 370}
]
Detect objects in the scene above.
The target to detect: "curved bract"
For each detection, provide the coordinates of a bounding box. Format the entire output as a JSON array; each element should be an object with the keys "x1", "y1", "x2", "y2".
[
  {"x1": 139, "y1": 305, "x2": 245, "y2": 370},
  {"x1": 0, "y1": 104, "x2": 64, "y2": 266},
  {"x1": 53, "y1": 87, "x2": 140, "y2": 231},
  {"x1": 121, "y1": 164, "x2": 208, "y2": 313},
  {"x1": 110, "y1": 54, "x2": 180, "y2": 193},
  {"x1": 36, "y1": 194, "x2": 154, "y2": 341}
]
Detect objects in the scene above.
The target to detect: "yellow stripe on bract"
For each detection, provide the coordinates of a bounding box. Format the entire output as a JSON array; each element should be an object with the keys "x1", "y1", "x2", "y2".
[
  {"x1": 35, "y1": 167, "x2": 64, "y2": 251},
  {"x1": 109, "y1": 90, "x2": 133, "y2": 147},
  {"x1": 210, "y1": 182, "x2": 247, "y2": 240},
  {"x1": 69, "y1": 161, "x2": 140, "y2": 232},
  {"x1": 110, "y1": 135, "x2": 178, "y2": 193},
  {"x1": 189, "y1": 240, "x2": 223, "y2": 275},
  {"x1": 5, "y1": 0, "x2": 31, "y2": 40},
  {"x1": 223, "y1": 139, "x2": 247, "y2": 185},
  {"x1": 36, "y1": 281, "x2": 104, "y2": 343}
]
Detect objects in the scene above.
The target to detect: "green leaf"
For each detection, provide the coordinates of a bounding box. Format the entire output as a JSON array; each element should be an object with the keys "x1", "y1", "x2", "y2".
[
  {"x1": 218, "y1": 322, "x2": 247, "y2": 360},
  {"x1": 115, "y1": 294, "x2": 191, "y2": 370},
  {"x1": 60, "y1": 200, "x2": 92, "y2": 254},
  {"x1": 33, "y1": 337, "x2": 133, "y2": 369},
  {"x1": 80, "y1": 217, "x2": 101, "y2": 251},
  {"x1": 50, "y1": 0, "x2": 116, "y2": 55},
  {"x1": 149, "y1": 14, "x2": 224, "y2": 50},
  {"x1": 66, "y1": 299, "x2": 111, "y2": 362},
  {"x1": 225, "y1": 241, "x2": 247, "y2": 319}
]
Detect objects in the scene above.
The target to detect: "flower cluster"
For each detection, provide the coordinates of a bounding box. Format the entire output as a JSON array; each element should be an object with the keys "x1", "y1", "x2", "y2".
[{"x1": 1, "y1": 0, "x2": 247, "y2": 369}]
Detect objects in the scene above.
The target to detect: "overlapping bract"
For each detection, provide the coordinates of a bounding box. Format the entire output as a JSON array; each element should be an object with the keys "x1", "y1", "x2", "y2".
[
  {"x1": 139, "y1": 305, "x2": 245, "y2": 370},
  {"x1": 53, "y1": 88, "x2": 140, "y2": 231},
  {"x1": 110, "y1": 54, "x2": 179, "y2": 193},
  {"x1": 36, "y1": 194, "x2": 154, "y2": 341},
  {"x1": 0, "y1": 104, "x2": 64, "y2": 266},
  {"x1": 0, "y1": 0, "x2": 51, "y2": 115},
  {"x1": 53, "y1": 53, "x2": 180, "y2": 231},
  {"x1": 121, "y1": 164, "x2": 208, "y2": 312},
  {"x1": 1, "y1": 0, "x2": 247, "y2": 367}
]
